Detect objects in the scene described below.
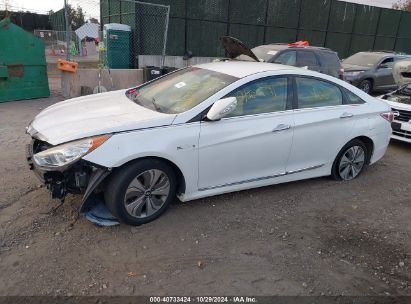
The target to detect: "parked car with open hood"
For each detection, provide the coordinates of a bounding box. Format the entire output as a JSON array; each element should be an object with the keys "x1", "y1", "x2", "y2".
[
  {"x1": 379, "y1": 59, "x2": 411, "y2": 143},
  {"x1": 27, "y1": 61, "x2": 393, "y2": 225},
  {"x1": 343, "y1": 51, "x2": 411, "y2": 94},
  {"x1": 220, "y1": 36, "x2": 344, "y2": 79}
]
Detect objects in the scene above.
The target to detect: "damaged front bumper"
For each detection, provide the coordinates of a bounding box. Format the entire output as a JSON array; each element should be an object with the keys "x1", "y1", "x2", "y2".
[{"x1": 26, "y1": 139, "x2": 111, "y2": 213}]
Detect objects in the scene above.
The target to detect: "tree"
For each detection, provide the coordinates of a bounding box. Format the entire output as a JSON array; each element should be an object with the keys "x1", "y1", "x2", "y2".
[
  {"x1": 393, "y1": 0, "x2": 411, "y2": 11},
  {"x1": 68, "y1": 4, "x2": 85, "y2": 30}
]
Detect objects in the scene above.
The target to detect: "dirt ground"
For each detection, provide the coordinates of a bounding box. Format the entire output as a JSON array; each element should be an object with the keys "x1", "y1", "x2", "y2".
[{"x1": 0, "y1": 94, "x2": 410, "y2": 296}]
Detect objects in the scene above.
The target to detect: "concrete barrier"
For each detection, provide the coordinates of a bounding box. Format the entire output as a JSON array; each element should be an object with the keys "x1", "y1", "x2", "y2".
[
  {"x1": 138, "y1": 55, "x2": 218, "y2": 69},
  {"x1": 61, "y1": 68, "x2": 144, "y2": 98}
]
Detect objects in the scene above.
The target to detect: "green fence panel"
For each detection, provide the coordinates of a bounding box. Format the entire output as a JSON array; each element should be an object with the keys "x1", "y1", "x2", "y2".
[
  {"x1": 109, "y1": 0, "x2": 121, "y2": 15},
  {"x1": 299, "y1": 0, "x2": 331, "y2": 31},
  {"x1": 121, "y1": 14, "x2": 137, "y2": 29},
  {"x1": 353, "y1": 4, "x2": 380, "y2": 35},
  {"x1": 297, "y1": 30, "x2": 326, "y2": 46},
  {"x1": 398, "y1": 11, "x2": 411, "y2": 39},
  {"x1": 186, "y1": 20, "x2": 227, "y2": 56},
  {"x1": 187, "y1": 0, "x2": 228, "y2": 22},
  {"x1": 349, "y1": 34, "x2": 374, "y2": 54},
  {"x1": 328, "y1": 0, "x2": 356, "y2": 34},
  {"x1": 229, "y1": 0, "x2": 266, "y2": 25},
  {"x1": 49, "y1": 9, "x2": 65, "y2": 31},
  {"x1": 166, "y1": 18, "x2": 186, "y2": 55},
  {"x1": 265, "y1": 27, "x2": 297, "y2": 44},
  {"x1": 101, "y1": 0, "x2": 110, "y2": 19},
  {"x1": 229, "y1": 24, "x2": 265, "y2": 48},
  {"x1": 325, "y1": 32, "x2": 351, "y2": 58},
  {"x1": 110, "y1": 14, "x2": 121, "y2": 23},
  {"x1": 266, "y1": 0, "x2": 300, "y2": 28},
  {"x1": 373, "y1": 36, "x2": 395, "y2": 51},
  {"x1": 121, "y1": 1, "x2": 136, "y2": 16},
  {"x1": 395, "y1": 38, "x2": 411, "y2": 53},
  {"x1": 139, "y1": 0, "x2": 185, "y2": 18},
  {"x1": 376, "y1": 8, "x2": 401, "y2": 37}
]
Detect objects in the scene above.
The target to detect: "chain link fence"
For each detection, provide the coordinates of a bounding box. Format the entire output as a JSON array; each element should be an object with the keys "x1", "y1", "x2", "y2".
[{"x1": 34, "y1": 0, "x2": 169, "y2": 68}]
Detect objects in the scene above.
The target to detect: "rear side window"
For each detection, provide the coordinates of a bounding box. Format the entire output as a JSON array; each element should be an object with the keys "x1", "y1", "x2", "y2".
[
  {"x1": 320, "y1": 52, "x2": 341, "y2": 68},
  {"x1": 273, "y1": 51, "x2": 297, "y2": 66},
  {"x1": 342, "y1": 88, "x2": 365, "y2": 104},
  {"x1": 296, "y1": 77, "x2": 343, "y2": 109},
  {"x1": 298, "y1": 51, "x2": 318, "y2": 67}
]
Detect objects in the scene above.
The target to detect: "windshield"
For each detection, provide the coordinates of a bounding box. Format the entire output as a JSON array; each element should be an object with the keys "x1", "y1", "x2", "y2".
[
  {"x1": 127, "y1": 67, "x2": 238, "y2": 114},
  {"x1": 344, "y1": 53, "x2": 385, "y2": 67}
]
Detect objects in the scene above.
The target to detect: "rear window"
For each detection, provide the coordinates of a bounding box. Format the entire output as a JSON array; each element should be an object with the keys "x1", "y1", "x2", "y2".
[
  {"x1": 298, "y1": 51, "x2": 319, "y2": 67},
  {"x1": 320, "y1": 52, "x2": 341, "y2": 68}
]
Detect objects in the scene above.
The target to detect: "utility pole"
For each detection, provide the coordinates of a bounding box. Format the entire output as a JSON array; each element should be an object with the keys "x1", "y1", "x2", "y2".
[{"x1": 64, "y1": 0, "x2": 70, "y2": 61}]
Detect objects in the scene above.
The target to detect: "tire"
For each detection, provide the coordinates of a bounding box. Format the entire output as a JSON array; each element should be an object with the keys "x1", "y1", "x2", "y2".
[
  {"x1": 358, "y1": 79, "x2": 372, "y2": 94},
  {"x1": 331, "y1": 139, "x2": 368, "y2": 181},
  {"x1": 105, "y1": 159, "x2": 177, "y2": 225}
]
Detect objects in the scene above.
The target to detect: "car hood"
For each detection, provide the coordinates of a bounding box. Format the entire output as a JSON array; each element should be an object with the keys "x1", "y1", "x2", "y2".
[
  {"x1": 28, "y1": 90, "x2": 176, "y2": 145},
  {"x1": 342, "y1": 63, "x2": 370, "y2": 72},
  {"x1": 220, "y1": 36, "x2": 260, "y2": 62}
]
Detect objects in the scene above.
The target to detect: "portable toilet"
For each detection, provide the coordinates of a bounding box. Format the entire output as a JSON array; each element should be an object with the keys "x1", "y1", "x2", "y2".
[
  {"x1": 103, "y1": 23, "x2": 131, "y2": 69},
  {"x1": 0, "y1": 18, "x2": 50, "y2": 102}
]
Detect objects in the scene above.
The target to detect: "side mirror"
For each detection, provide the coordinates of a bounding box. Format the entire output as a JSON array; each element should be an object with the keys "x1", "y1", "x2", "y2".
[
  {"x1": 379, "y1": 63, "x2": 389, "y2": 69},
  {"x1": 206, "y1": 97, "x2": 237, "y2": 121}
]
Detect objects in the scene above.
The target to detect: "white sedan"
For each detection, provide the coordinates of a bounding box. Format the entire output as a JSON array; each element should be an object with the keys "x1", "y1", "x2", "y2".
[{"x1": 27, "y1": 61, "x2": 393, "y2": 225}]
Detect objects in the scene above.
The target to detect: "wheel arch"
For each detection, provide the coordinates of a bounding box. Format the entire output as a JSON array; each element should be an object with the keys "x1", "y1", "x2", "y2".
[
  {"x1": 112, "y1": 156, "x2": 186, "y2": 195},
  {"x1": 347, "y1": 135, "x2": 374, "y2": 164}
]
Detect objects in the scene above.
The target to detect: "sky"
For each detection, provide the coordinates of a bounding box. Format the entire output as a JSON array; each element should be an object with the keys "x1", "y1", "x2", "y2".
[{"x1": 0, "y1": 0, "x2": 401, "y2": 16}]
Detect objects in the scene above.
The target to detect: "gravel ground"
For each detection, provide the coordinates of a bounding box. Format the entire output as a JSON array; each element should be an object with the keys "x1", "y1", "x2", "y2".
[{"x1": 0, "y1": 95, "x2": 410, "y2": 296}]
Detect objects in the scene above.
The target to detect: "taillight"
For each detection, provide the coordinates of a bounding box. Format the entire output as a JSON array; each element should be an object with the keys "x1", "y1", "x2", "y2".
[
  {"x1": 380, "y1": 111, "x2": 395, "y2": 122},
  {"x1": 339, "y1": 68, "x2": 345, "y2": 80}
]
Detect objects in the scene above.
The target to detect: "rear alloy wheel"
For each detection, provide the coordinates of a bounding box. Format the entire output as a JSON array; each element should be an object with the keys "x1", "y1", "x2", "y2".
[
  {"x1": 105, "y1": 159, "x2": 177, "y2": 225},
  {"x1": 358, "y1": 79, "x2": 372, "y2": 94},
  {"x1": 332, "y1": 140, "x2": 368, "y2": 181}
]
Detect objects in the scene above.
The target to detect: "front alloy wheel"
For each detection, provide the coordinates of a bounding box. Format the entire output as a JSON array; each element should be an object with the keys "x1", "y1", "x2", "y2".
[
  {"x1": 105, "y1": 159, "x2": 177, "y2": 225},
  {"x1": 124, "y1": 169, "x2": 170, "y2": 218}
]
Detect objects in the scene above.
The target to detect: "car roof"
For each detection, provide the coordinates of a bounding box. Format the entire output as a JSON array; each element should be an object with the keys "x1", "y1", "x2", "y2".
[
  {"x1": 195, "y1": 61, "x2": 299, "y2": 78},
  {"x1": 255, "y1": 44, "x2": 334, "y2": 53}
]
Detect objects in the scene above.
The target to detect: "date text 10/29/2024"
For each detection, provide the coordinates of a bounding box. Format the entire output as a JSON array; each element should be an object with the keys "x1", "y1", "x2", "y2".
[{"x1": 149, "y1": 297, "x2": 257, "y2": 303}]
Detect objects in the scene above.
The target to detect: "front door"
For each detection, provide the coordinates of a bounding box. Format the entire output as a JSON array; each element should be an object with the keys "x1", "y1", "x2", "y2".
[{"x1": 198, "y1": 76, "x2": 294, "y2": 190}]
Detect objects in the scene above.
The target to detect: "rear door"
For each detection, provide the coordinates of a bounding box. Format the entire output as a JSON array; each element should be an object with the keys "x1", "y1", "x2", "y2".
[
  {"x1": 286, "y1": 76, "x2": 362, "y2": 172},
  {"x1": 374, "y1": 57, "x2": 395, "y2": 90}
]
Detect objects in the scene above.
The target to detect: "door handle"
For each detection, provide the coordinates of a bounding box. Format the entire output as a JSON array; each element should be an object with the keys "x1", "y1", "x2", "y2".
[
  {"x1": 340, "y1": 112, "x2": 354, "y2": 119},
  {"x1": 272, "y1": 124, "x2": 291, "y2": 133}
]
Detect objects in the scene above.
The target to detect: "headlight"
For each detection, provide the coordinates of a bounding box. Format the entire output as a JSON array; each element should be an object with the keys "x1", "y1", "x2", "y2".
[
  {"x1": 345, "y1": 71, "x2": 363, "y2": 77},
  {"x1": 33, "y1": 135, "x2": 111, "y2": 170}
]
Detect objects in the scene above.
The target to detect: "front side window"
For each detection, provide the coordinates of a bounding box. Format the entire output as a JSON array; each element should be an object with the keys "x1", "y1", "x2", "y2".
[
  {"x1": 380, "y1": 57, "x2": 394, "y2": 69},
  {"x1": 273, "y1": 51, "x2": 297, "y2": 66},
  {"x1": 225, "y1": 77, "x2": 289, "y2": 117},
  {"x1": 127, "y1": 67, "x2": 238, "y2": 114},
  {"x1": 296, "y1": 77, "x2": 343, "y2": 109}
]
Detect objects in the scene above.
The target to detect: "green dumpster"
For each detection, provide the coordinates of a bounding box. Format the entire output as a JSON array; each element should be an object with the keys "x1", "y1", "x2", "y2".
[
  {"x1": 103, "y1": 23, "x2": 132, "y2": 69},
  {"x1": 0, "y1": 18, "x2": 50, "y2": 102}
]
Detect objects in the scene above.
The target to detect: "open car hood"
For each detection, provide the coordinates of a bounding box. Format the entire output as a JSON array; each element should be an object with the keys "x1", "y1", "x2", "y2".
[
  {"x1": 220, "y1": 36, "x2": 260, "y2": 62},
  {"x1": 28, "y1": 90, "x2": 176, "y2": 145}
]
